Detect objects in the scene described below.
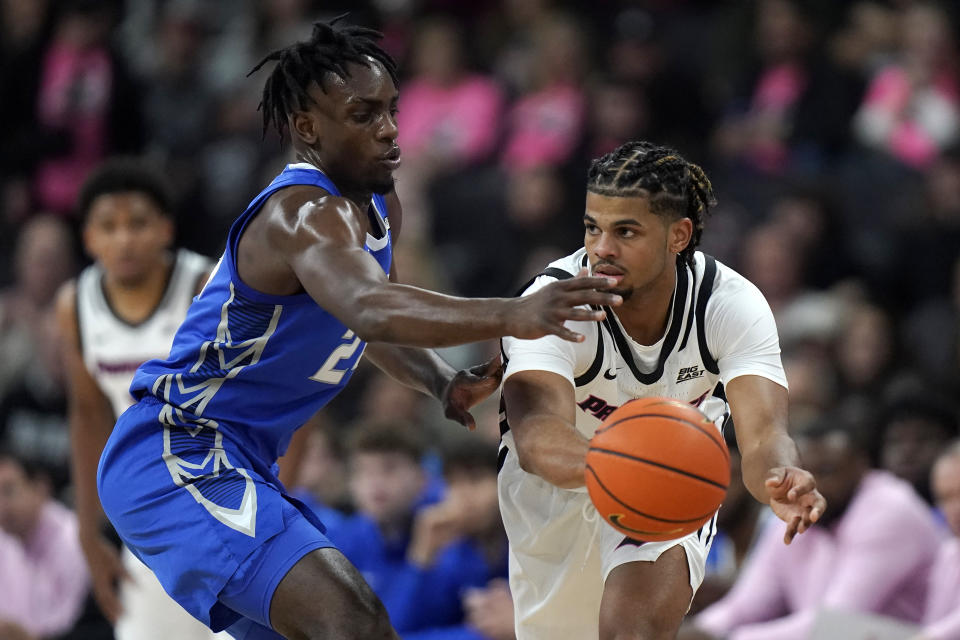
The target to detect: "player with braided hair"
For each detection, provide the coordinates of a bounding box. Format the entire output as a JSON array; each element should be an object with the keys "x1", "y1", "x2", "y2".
[
  {"x1": 96, "y1": 17, "x2": 620, "y2": 640},
  {"x1": 497, "y1": 140, "x2": 824, "y2": 639}
]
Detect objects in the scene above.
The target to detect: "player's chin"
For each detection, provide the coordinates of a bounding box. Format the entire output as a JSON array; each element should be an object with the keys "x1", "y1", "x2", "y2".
[
  {"x1": 371, "y1": 173, "x2": 396, "y2": 196},
  {"x1": 610, "y1": 285, "x2": 632, "y2": 300}
]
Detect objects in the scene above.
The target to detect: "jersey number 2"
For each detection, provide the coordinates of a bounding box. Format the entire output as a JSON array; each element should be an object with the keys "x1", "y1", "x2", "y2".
[{"x1": 310, "y1": 330, "x2": 363, "y2": 385}]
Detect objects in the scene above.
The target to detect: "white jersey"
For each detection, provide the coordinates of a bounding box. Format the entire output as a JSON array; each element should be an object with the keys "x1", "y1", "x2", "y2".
[
  {"x1": 76, "y1": 248, "x2": 211, "y2": 419},
  {"x1": 76, "y1": 248, "x2": 227, "y2": 640},
  {"x1": 498, "y1": 248, "x2": 786, "y2": 640}
]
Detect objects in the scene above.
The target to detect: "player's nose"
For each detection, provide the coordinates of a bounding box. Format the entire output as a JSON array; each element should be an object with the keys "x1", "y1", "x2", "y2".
[
  {"x1": 378, "y1": 112, "x2": 398, "y2": 141},
  {"x1": 591, "y1": 231, "x2": 618, "y2": 259}
]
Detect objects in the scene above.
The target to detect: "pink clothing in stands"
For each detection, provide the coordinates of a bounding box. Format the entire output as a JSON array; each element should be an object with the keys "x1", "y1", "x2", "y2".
[
  {"x1": 501, "y1": 83, "x2": 585, "y2": 170},
  {"x1": 924, "y1": 538, "x2": 960, "y2": 640},
  {"x1": 696, "y1": 471, "x2": 940, "y2": 640},
  {"x1": 34, "y1": 41, "x2": 113, "y2": 214},
  {"x1": 397, "y1": 76, "x2": 503, "y2": 166},
  {"x1": 0, "y1": 501, "x2": 90, "y2": 636},
  {"x1": 855, "y1": 66, "x2": 960, "y2": 169}
]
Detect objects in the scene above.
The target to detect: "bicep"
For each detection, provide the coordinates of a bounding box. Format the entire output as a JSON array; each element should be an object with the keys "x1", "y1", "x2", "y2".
[
  {"x1": 281, "y1": 199, "x2": 392, "y2": 324},
  {"x1": 503, "y1": 370, "x2": 577, "y2": 440}
]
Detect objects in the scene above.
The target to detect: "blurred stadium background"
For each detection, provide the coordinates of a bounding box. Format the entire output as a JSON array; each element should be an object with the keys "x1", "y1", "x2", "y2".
[{"x1": 1, "y1": 0, "x2": 959, "y2": 638}]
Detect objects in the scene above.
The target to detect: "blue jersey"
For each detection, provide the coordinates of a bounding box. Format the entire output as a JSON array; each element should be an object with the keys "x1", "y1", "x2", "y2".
[{"x1": 129, "y1": 163, "x2": 392, "y2": 463}]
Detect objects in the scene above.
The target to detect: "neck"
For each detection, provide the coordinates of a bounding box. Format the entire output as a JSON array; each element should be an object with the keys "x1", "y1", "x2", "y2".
[
  {"x1": 102, "y1": 253, "x2": 173, "y2": 323},
  {"x1": 295, "y1": 151, "x2": 372, "y2": 211},
  {"x1": 616, "y1": 259, "x2": 679, "y2": 346}
]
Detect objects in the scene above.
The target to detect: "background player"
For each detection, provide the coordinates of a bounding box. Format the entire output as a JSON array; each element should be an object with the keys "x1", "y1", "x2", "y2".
[
  {"x1": 97, "y1": 19, "x2": 621, "y2": 640},
  {"x1": 498, "y1": 141, "x2": 825, "y2": 640},
  {"x1": 54, "y1": 158, "x2": 225, "y2": 639}
]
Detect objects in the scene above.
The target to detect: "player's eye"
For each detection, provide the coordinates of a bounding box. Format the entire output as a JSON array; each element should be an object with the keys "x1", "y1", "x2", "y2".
[
  {"x1": 351, "y1": 112, "x2": 372, "y2": 124},
  {"x1": 585, "y1": 223, "x2": 599, "y2": 234},
  {"x1": 619, "y1": 228, "x2": 636, "y2": 238}
]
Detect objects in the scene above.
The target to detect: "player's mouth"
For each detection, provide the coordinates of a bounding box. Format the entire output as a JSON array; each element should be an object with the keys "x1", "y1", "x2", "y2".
[
  {"x1": 380, "y1": 146, "x2": 401, "y2": 170},
  {"x1": 593, "y1": 263, "x2": 625, "y2": 284}
]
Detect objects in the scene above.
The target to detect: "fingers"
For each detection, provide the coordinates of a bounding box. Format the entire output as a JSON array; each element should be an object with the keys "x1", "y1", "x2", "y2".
[
  {"x1": 560, "y1": 275, "x2": 619, "y2": 292},
  {"x1": 783, "y1": 515, "x2": 801, "y2": 545},
  {"x1": 764, "y1": 467, "x2": 788, "y2": 495},
  {"x1": 446, "y1": 406, "x2": 476, "y2": 431},
  {"x1": 477, "y1": 355, "x2": 503, "y2": 378},
  {"x1": 784, "y1": 469, "x2": 817, "y2": 501},
  {"x1": 552, "y1": 325, "x2": 588, "y2": 343},
  {"x1": 564, "y1": 307, "x2": 608, "y2": 322},
  {"x1": 809, "y1": 492, "x2": 827, "y2": 523}
]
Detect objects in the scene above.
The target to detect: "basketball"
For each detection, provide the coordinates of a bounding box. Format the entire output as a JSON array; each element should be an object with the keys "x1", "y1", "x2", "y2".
[{"x1": 585, "y1": 397, "x2": 730, "y2": 542}]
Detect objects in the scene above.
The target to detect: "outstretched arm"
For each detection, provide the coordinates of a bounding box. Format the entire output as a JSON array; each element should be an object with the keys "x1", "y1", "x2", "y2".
[
  {"x1": 502, "y1": 370, "x2": 589, "y2": 489},
  {"x1": 725, "y1": 375, "x2": 825, "y2": 544},
  {"x1": 271, "y1": 190, "x2": 620, "y2": 347}
]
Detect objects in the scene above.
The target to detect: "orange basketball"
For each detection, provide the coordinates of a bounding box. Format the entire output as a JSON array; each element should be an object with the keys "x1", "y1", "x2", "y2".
[{"x1": 585, "y1": 397, "x2": 730, "y2": 542}]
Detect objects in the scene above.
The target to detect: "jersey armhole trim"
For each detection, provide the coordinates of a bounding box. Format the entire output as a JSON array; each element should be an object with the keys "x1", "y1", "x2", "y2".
[{"x1": 695, "y1": 255, "x2": 720, "y2": 374}]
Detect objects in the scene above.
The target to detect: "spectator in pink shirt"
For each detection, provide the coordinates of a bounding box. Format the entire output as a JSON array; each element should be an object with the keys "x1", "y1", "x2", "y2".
[
  {"x1": 852, "y1": 2, "x2": 960, "y2": 169},
  {"x1": 681, "y1": 418, "x2": 941, "y2": 640},
  {"x1": 500, "y1": 13, "x2": 587, "y2": 171},
  {"x1": 916, "y1": 441, "x2": 960, "y2": 640},
  {"x1": 394, "y1": 15, "x2": 504, "y2": 241},
  {"x1": 397, "y1": 16, "x2": 503, "y2": 170},
  {"x1": 0, "y1": 449, "x2": 89, "y2": 638}
]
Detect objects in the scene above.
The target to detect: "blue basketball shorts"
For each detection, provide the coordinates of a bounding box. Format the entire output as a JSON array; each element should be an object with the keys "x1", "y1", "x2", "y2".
[{"x1": 98, "y1": 396, "x2": 335, "y2": 634}]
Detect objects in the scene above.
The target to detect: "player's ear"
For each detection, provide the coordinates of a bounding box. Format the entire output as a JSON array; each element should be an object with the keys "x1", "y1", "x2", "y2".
[
  {"x1": 157, "y1": 214, "x2": 175, "y2": 248},
  {"x1": 290, "y1": 111, "x2": 320, "y2": 146},
  {"x1": 81, "y1": 223, "x2": 99, "y2": 259},
  {"x1": 668, "y1": 217, "x2": 693, "y2": 254}
]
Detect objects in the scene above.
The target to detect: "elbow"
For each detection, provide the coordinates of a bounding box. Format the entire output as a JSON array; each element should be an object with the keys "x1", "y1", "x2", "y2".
[{"x1": 349, "y1": 302, "x2": 393, "y2": 343}]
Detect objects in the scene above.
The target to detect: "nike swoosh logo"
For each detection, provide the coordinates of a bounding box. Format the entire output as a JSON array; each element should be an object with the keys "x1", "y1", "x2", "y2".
[{"x1": 603, "y1": 368, "x2": 618, "y2": 380}]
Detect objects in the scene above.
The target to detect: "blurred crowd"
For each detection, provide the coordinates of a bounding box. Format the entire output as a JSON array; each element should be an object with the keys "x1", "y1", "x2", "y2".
[{"x1": 1, "y1": 0, "x2": 960, "y2": 638}]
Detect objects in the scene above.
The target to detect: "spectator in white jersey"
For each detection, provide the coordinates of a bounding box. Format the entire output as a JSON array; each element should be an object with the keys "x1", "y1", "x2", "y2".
[
  {"x1": 53, "y1": 158, "x2": 227, "y2": 639},
  {"x1": 497, "y1": 140, "x2": 825, "y2": 639}
]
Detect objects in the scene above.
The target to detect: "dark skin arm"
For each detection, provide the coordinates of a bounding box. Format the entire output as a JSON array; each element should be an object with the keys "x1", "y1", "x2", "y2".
[
  {"x1": 236, "y1": 186, "x2": 620, "y2": 347},
  {"x1": 54, "y1": 282, "x2": 129, "y2": 624},
  {"x1": 725, "y1": 375, "x2": 826, "y2": 544},
  {"x1": 361, "y1": 191, "x2": 503, "y2": 429},
  {"x1": 502, "y1": 370, "x2": 589, "y2": 489}
]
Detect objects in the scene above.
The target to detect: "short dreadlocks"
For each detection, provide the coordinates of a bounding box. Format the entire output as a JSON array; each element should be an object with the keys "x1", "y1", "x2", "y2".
[
  {"x1": 248, "y1": 16, "x2": 399, "y2": 140},
  {"x1": 587, "y1": 141, "x2": 716, "y2": 267}
]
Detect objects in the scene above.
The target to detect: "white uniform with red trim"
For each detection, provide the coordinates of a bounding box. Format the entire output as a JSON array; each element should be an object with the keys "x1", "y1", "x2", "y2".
[
  {"x1": 498, "y1": 248, "x2": 786, "y2": 640},
  {"x1": 76, "y1": 248, "x2": 228, "y2": 640}
]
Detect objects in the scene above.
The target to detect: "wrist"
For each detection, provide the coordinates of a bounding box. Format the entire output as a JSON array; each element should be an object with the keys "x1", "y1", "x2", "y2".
[{"x1": 432, "y1": 362, "x2": 457, "y2": 400}]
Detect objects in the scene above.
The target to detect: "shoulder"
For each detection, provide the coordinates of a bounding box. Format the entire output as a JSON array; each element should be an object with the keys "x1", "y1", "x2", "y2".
[
  {"x1": 519, "y1": 248, "x2": 588, "y2": 297},
  {"x1": 54, "y1": 280, "x2": 78, "y2": 327},
  {"x1": 698, "y1": 254, "x2": 774, "y2": 322},
  {"x1": 262, "y1": 186, "x2": 366, "y2": 249}
]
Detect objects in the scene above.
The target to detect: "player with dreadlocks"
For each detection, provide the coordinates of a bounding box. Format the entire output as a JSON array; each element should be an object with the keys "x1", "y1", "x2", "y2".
[
  {"x1": 96, "y1": 17, "x2": 621, "y2": 640},
  {"x1": 497, "y1": 140, "x2": 825, "y2": 639}
]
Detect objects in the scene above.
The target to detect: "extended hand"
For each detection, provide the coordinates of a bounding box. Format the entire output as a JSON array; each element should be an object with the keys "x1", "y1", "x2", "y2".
[
  {"x1": 464, "y1": 579, "x2": 516, "y2": 640},
  {"x1": 80, "y1": 532, "x2": 131, "y2": 623},
  {"x1": 513, "y1": 271, "x2": 621, "y2": 342},
  {"x1": 442, "y1": 356, "x2": 504, "y2": 430},
  {"x1": 765, "y1": 467, "x2": 826, "y2": 544}
]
